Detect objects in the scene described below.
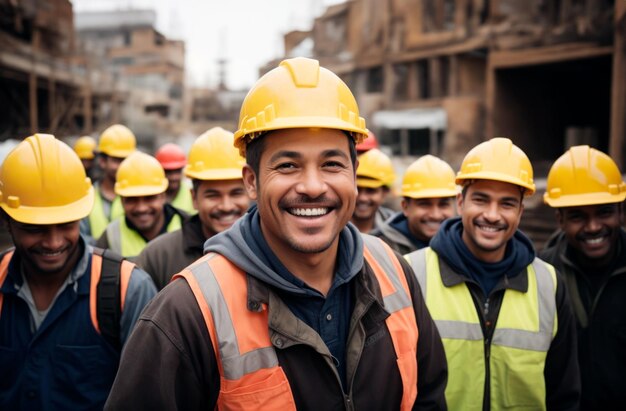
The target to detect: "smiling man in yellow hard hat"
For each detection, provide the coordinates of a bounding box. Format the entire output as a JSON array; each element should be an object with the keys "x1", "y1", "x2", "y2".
[
  {"x1": 406, "y1": 137, "x2": 580, "y2": 410},
  {"x1": 107, "y1": 57, "x2": 447, "y2": 410},
  {"x1": 540, "y1": 145, "x2": 626, "y2": 410}
]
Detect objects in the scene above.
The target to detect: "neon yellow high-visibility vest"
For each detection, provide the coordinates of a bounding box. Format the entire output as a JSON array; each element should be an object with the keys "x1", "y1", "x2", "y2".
[
  {"x1": 105, "y1": 214, "x2": 183, "y2": 258},
  {"x1": 88, "y1": 187, "x2": 123, "y2": 239},
  {"x1": 406, "y1": 247, "x2": 557, "y2": 411},
  {"x1": 170, "y1": 181, "x2": 195, "y2": 215}
]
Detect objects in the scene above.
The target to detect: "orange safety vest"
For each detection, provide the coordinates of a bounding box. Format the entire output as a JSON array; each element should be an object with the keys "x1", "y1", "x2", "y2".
[
  {"x1": 0, "y1": 249, "x2": 134, "y2": 340},
  {"x1": 174, "y1": 235, "x2": 419, "y2": 411}
]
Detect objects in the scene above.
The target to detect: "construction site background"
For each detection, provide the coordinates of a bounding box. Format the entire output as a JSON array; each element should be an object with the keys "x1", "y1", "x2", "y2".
[{"x1": 1, "y1": 0, "x2": 625, "y2": 250}]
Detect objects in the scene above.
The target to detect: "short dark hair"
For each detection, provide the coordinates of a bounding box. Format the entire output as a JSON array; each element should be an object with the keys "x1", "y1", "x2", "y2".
[{"x1": 245, "y1": 130, "x2": 358, "y2": 177}]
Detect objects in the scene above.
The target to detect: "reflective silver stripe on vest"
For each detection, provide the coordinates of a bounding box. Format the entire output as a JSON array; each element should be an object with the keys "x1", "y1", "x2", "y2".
[
  {"x1": 409, "y1": 251, "x2": 556, "y2": 351},
  {"x1": 189, "y1": 257, "x2": 279, "y2": 380},
  {"x1": 362, "y1": 235, "x2": 412, "y2": 313},
  {"x1": 407, "y1": 249, "x2": 427, "y2": 296},
  {"x1": 107, "y1": 219, "x2": 122, "y2": 254},
  {"x1": 435, "y1": 320, "x2": 483, "y2": 340},
  {"x1": 491, "y1": 259, "x2": 556, "y2": 352}
]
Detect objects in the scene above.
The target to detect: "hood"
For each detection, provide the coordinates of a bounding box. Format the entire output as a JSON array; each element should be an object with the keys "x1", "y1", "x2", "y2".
[
  {"x1": 203, "y1": 204, "x2": 364, "y2": 296},
  {"x1": 430, "y1": 217, "x2": 536, "y2": 293}
]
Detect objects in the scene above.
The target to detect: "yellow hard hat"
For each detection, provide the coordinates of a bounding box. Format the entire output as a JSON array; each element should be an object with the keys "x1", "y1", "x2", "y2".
[
  {"x1": 234, "y1": 57, "x2": 368, "y2": 157},
  {"x1": 544, "y1": 145, "x2": 626, "y2": 207},
  {"x1": 185, "y1": 127, "x2": 245, "y2": 181},
  {"x1": 356, "y1": 149, "x2": 396, "y2": 188},
  {"x1": 456, "y1": 137, "x2": 535, "y2": 196},
  {"x1": 98, "y1": 124, "x2": 137, "y2": 158},
  {"x1": 0, "y1": 134, "x2": 94, "y2": 224},
  {"x1": 74, "y1": 136, "x2": 96, "y2": 160},
  {"x1": 115, "y1": 151, "x2": 168, "y2": 197},
  {"x1": 401, "y1": 155, "x2": 458, "y2": 199}
]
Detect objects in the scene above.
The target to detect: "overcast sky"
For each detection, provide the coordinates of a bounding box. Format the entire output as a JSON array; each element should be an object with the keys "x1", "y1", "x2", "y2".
[{"x1": 72, "y1": 0, "x2": 344, "y2": 90}]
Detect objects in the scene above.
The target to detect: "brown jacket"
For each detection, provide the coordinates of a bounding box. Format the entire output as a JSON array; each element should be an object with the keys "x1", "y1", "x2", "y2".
[{"x1": 104, "y1": 251, "x2": 448, "y2": 410}]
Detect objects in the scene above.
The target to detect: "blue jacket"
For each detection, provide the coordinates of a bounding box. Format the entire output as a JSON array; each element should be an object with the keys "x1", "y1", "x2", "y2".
[{"x1": 0, "y1": 239, "x2": 157, "y2": 411}]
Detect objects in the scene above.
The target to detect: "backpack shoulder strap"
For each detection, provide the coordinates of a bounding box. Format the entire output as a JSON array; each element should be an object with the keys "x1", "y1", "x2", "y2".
[
  {"x1": 0, "y1": 248, "x2": 15, "y2": 319},
  {"x1": 91, "y1": 247, "x2": 134, "y2": 350}
]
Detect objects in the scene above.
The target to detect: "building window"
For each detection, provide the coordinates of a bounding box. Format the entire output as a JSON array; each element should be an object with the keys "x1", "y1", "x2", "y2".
[
  {"x1": 366, "y1": 66, "x2": 384, "y2": 93},
  {"x1": 416, "y1": 60, "x2": 430, "y2": 99}
]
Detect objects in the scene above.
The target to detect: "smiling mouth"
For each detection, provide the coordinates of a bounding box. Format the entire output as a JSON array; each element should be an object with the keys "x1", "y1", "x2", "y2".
[
  {"x1": 289, "y1": 207, "x2": 330, "y2": 217},
  {"x1": 583, "y1": 236, "x2": 606, "y2": 245},
  {"x1": 475, "y1": 222, "x2": 506, "y2": 233},
  {"x1": 37, "y1": 249, "x2": 65, "y2": 257}
]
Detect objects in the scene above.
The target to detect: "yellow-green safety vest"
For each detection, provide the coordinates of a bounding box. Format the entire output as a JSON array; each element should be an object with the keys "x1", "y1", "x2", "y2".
[
  {"x1": 89, "y1": 187, "x2": 124, "y2": 239},
  {"x1": 405, "y1": 247, "x2": 557, "y2": 411},
  {"x1": 105, "y1": 214, "x2": 183, "y2": 258},
  {"x1": 170, "y1": 181, "x2": 195, "y2": 215}
]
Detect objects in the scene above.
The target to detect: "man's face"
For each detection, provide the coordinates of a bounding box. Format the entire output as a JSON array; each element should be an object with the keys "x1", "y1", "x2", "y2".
[
  {"x1": 353, "y1": 186, "x2": 386, "y2": 221},
  {"x1": 8, "y1": 219, "x2": 81, "y2": 276},
  {"x1": 458, "y1": 180, "x2": 524, "y2": 262},
  {"x1": 192, "y1": 179, "x2": 250, "y2": 239},
  {"x1": 402, "y1": 197, "x2": 455, "y2": 242},
  {"x1": 98, "y1": 155, "x2": 124, "y2": 182},
  {"x1": 121, "y1": 193, "x2": 166, "y2": 234},
  {"x1": 165, "y1": 169, "x2": 183, "y2": 197},
  {"x1": 557, "y1": 203, "x2": 622, "y2": 263},
  {"x1": 242, "y1": 128, "x2": 357, "y2": 259}
]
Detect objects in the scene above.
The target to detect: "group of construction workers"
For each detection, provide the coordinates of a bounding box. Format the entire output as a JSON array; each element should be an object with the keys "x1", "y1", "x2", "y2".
[{"x1": 0, "y1": 56, "x2": 624, "y2": 410}]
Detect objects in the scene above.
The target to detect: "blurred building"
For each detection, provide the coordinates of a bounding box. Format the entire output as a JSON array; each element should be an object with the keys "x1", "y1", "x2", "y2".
[
  {"x1": 0, "y1": 0, "x2": 117, "y2": 140},
  {"x1": 263, "y1": 0, "x2": 625, "y2": 171},
  {"x1": 75, "y1": 9, "x2": 185, "y2": 148}
]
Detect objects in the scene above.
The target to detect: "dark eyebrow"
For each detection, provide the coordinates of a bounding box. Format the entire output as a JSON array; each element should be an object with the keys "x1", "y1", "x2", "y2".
[
  {"x1": 471, "y1": 191, "x2": 520, "y2": 205},
  {"x1": 322, "y1": 149, "x2": 350, "y2": 160},
  {"x1": 269, "y1": 150, "x2": 301, "y2": 163},
  {"x1": 269, "y1": 149, "x2": 349, "y2": 163}
]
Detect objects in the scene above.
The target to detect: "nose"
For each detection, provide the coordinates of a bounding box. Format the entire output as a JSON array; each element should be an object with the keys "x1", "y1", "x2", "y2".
[
  {"x1": 584, "y1": 216, "x2": 602, "y2": 233},
  {"x1": 219, "y1": 195, "x2": 236, "y2": 212},
  {"x1": 134, "y1": 198, "x2": 150, "y2": 212},
  {"x1": 42, "y1": 226, "x2": 65, "y2": 250},
  {"x1": 295, "y1": 167, "x2": 327, "y2": 199},
  {"x1": 431, "y1": 205, "x2": 444, "y2": 220},
  {"x1": 483, "y1": 201, "x2": 500, "y2": 222}
]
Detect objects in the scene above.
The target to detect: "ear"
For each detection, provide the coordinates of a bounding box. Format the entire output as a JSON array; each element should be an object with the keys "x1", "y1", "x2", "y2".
[
  {"x1": 242, "y1": 165, "x2": 258, "y2": 201},
  {"x1": 456, "y1": 192, "x2": 464, "y2": 211},
  {"x1": 401, "y1": 198, "x2": 409, "y2": 217},
  {"x1": 353, "y1": 158, "x2": 359, "y2": 195},
  {"x1": 555, "y1": 209, "x2": 564, "y2": 227},
  {"x1": 190, "y1": 187, "x2": 199, "y2": 211}
]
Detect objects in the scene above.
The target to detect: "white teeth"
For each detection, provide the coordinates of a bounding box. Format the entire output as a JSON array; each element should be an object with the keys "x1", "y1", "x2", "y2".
[
  {"x1": 479, "y1": 226, "x2": 499, "y2": 232},
  {"x1": 585, "y1": 237, "x2": 604, "y2": 245},
  {"x1": 41, "y1": 251, "x2": 62, "y2": 256},
  {"x1": 291, "y1": 207, "x2": 328, "y2": 217}
]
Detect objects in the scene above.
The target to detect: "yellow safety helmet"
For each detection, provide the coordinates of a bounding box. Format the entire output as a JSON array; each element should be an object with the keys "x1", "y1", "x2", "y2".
[
  {"x1": 456, "y1": 137, "x2": 535, "y2": 196},
  {"x1": 115, "y1": 151, "x2": 168, "y2": 197},
  {"x1": 234, "y1": 57, "x2": 368, "y2": 157},
  {"x1": 98, "y1": 124, "x2": 137, "y2": 158},
  {"x1": 544, "y1": 145, "x2": 626, "y2": 207},
  {"x1": 356, "y1": 149, "x2": 396, "y2": 188},
  {"x1": 0, "y1": 134, "x2": 94, "y2": 224},
  {"x1": 401, "y1": 155, "x2": 458, "y2": 199},
  {"x1": 185, "y1": 127, "x2": 245, "y2": 181},
  {"x1": 74, "y1": 136, "x2": 96, "y2": 160}
]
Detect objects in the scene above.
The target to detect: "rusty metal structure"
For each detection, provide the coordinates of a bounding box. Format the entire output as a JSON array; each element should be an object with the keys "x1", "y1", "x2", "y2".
[
  {"x1": 267, "y1": 0, "x2": 625, "y2": 170},
  {"x1": 0, "y1": 0, "x2": 122, "y2": 140}
]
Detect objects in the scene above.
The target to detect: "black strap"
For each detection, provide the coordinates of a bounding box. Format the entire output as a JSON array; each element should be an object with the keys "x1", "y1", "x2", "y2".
[{"x1": 94, "y1": 247, "x2": 123, "y2": 350}]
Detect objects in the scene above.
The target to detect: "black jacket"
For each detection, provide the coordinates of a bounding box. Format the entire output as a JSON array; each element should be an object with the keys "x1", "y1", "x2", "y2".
[{"x1": 540, "y1": 229, "x2": 626, "y2": 411}]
